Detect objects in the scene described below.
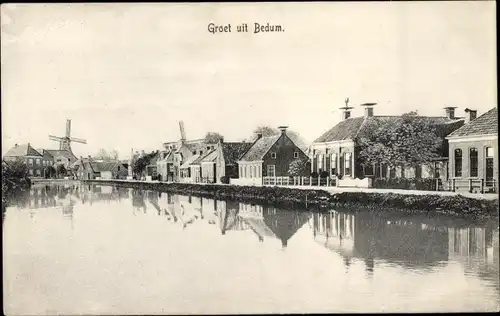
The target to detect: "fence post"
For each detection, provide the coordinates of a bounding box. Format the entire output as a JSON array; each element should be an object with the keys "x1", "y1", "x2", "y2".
[
  {"x1": 469, "y1": 179, "x2": 473, "y2": 193},
  {"x1": 435, "y1": 178, "x2": 439, "y2": 191},
  {"x1": 327, "y1": 177, "x2": 330, "y2": 186},
  {"x1": 480, "y1": 178, "x2": 484, "y2": 194},
  {"x1": 309, "y1": 176, "x2": 312, "y2": 186},
  {"x1": 318, "y1": 176, "x2": 321, "y2": 187}
]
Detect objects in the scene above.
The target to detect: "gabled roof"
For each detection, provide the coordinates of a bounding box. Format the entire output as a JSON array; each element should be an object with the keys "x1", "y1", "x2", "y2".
[
  {"x1": 314, "y1": 115, "x2": 464, "y2": 143},
  {"x1": 36, "y1": 149, "x2": 54, "y2": 159},
  {"x1": 221, "y1": 142, "x2": 254, "y2": 165},
  {"x1": 4, "y1": 143, "x2": 42, "y2": 157},
  {"x1": 200, "y1": 149, "x2": 218, "y2": 163},
  {"x1": 44, "y1": 149, "x2": 77, "y2": 162},
  {"x1": 239, "y1": 134, "x2": 281, "y2": 162},
  {"x1": 180, "y1": 154, "x2": 200, "y2": 169},
  {"x1": 158, "y1": 150, "x2": 175, "y2": 163},
  {"x1": 90, "y1": 161, "x2": 125, "y2": 172},
  {"x1": 447, "y1": 108, "x2": 498, "y2": 138}
]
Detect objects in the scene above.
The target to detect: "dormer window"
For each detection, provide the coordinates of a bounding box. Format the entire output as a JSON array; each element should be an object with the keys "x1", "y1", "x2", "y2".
[
  {"x1": 193, "y1": 151, "x2": 196, "y2": 155},
  {"x1": 294, "y1": 152, "x2": 299, "y2": 158},
  {"x1": 271, "y1": 152, "x2": 277, "y2": 159}
]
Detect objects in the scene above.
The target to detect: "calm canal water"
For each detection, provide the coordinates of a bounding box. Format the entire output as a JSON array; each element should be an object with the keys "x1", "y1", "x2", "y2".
[{"x1": 3, "y1": 183, "x2": 499, "y2": 314}]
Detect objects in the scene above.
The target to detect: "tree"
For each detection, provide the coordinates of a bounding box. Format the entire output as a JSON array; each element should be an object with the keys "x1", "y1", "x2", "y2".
[
  {"x1": 56, "y1": 164, "x2": 67, "y2": 178},
  {"x1": 44, "y1": 165, "x2": 56, "y2": 178},
  {"x1": 248, "y1": 126, "x2": 308, "y2": 151},
  {"x1": 204, "y1": 132, "x2": 224, "y2": 144},
  {"x1": 288, "y1": 159, "x2": 309, "y2": 177},
  {"x1": 95, "y1": 148, "x2": 119, "y2": 160},
  {"x1": 132, "y1": 151, "x2": 158, "y2": 177},
  {"x1": 357, "y1": 111, "x2": 443, "y2": 171}
]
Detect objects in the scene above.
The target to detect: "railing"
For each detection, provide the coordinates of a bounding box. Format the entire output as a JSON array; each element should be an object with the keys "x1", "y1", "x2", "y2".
[
  {"x1": 263, "y1": 176, "x2": 337, "y2": 187},
  {"x1": 449, "y1": 178, "x2": 498, "y2": 194}
]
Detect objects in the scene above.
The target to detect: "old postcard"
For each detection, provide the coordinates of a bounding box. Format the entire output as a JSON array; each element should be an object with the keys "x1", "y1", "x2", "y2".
[{"x1": 2, "y1": 1, "x2": 498, "y2": 314}]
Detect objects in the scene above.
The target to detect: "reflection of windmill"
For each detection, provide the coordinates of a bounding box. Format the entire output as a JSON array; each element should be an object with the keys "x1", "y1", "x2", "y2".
[{"x1": 48, "y1": 119, "x2": 87, "y2": 153}]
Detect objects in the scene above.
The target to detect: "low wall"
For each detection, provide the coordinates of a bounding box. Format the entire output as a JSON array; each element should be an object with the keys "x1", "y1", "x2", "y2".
[
  {"x1": 338, "y1": 177, "x2": 372, "y2": 188},
  {"x1": 81, "y1": 179, "x2": 499, "y2": 221},
  {"x1": 230, "y1": 178, "x2": 262, "y2": 186}
]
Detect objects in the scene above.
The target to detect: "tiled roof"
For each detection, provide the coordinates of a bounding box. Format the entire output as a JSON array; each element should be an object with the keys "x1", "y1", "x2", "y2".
[
  {"x1": 180, "y1": 154, "x2": 200, "y2": 169},
  {"x1": 221, "y1": 142, "x2": 253, "y2": 165},
  {"x1": 239, "y1": 135, "x2": 281, "y2": 162},
  {"x1": 200, "y1": 149, "x2": 218, "y2": 163},
  {"x1": 90, "y1": 161, "x2": 124, "y2": 172},
  {"x1": 4, "y1": 143, "x2": 42, "y2": 157},
  {"x1": 314, "y1": 117, "x2": 366, "y2": 143},
  {"x1": 36, "y1": 149, "x2": 54, "y2": 159},
  {"x1": 314, "y1": 116, "x2": 464, "y2": 143},
  {"x1": 447, "y1": 108, "x2": 498, "y2": 137},
  {"x1": 45, "y1": 149, "x2": 77, "y2": 162}
]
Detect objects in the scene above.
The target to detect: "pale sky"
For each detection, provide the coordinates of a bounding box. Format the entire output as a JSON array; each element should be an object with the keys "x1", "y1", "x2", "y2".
[{"x1": 1, "y1": 2, "x2": 497, "y2": 159}]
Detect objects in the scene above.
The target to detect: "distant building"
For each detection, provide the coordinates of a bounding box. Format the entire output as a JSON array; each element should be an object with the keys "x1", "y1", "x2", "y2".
[
  {"x1": 310, "y1": 102, "x2": 465, "y2": 180},
  {"x1": 446, "y1": 107, "x2": 498, "y2": 193},
  {"x1": 44, "y1": 149, "x2": 78, "y2": 170},
  {"x1": 236, "y1": 126, "x2": 309, "y2": 186},
  {"x1": 72, "y1": 157, "x2": 128, "y2": 180},
  {"x1": 3, "y1": 143, "x2": 44, "y2": 177},
  {"x1": 157, "y1": 150, "x2": 175, "y2": 182},
  {"x1": 173, "y1": 139, "x2": 216, "y2": 182}
]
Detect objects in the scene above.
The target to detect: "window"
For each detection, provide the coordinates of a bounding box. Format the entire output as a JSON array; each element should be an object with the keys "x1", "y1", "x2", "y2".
[
  {"x1": 318, "y1": 154, "x2": 323, "y2": 172},
  {"x1": 364, "y1": 164, "x2": 374, "y2": 176},
  {"x1": 271, "y1": 152, "x2": 277, "y2": 159},
  {"x1": 249, "y1": 165, "x2": 253, "y2": 178},
  {"x1": 486, "y1": 147, "x2": 494, "y2": 158},
  {"x1": 29, "y1": 169, "x2": 33, "y2": 176},
  {"x1": 28, "y1": 158, "x2": 33, "y2": 165},
  {"x1": 267, "y1": 165, "x2": 276, "y2": 177},
  {"x1": 331, "y1": 154, "x2": 337, "y2": 175},
  {"x1": 294, "y1": 152, "x2": 299, "y2": 159},
  {"x1": 454, "y1": 149, "x2": 462, "y2": 177},
  {"x1": 35, "y1": 158, "x2": 40, "y2": 165},
  {"x1": 344, "y1": 152, "x2": 351, "y2": 176},
  {"x1": 36, "y1": 170, "x2": 41, "y2": 176},
  {"x1": 469, "y1": 148, "x2": 478, "y2": 177},
  {"x1": 193, "y1": 151, "x2": 196, "y2": 155},
  {"x1": 43, "y1": 161, "x2": 46, "y2": 166}
]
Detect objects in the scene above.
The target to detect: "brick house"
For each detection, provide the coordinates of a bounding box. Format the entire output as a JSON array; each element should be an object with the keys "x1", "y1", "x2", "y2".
[
  {"x1": 310, "y1": 103, "x2": 465, "y2": 182},
  {"x1": 446, "y1": 107, "x2": 498, "y2": 193},
  {"x1": 3, "y1": 143, "x2": 45, "y2": 178},
  {"x1": 45, "y1": 149, "x2": 78, "y2": 171},
  {"x1": 235, "y1": 126, "x2": 309, "y2": 186}
]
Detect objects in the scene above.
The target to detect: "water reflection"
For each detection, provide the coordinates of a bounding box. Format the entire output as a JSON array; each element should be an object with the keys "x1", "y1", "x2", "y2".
[{"x1": 3, "y1": 183, "x2": 499, "y2": 314}]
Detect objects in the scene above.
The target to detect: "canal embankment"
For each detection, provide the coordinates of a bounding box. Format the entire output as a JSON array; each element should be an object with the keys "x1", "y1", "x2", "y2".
[{"x1": 82, "y1": 179, "x2": 499, "y2": 220}]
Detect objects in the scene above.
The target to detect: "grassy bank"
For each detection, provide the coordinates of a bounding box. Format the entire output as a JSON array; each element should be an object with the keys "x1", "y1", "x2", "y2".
[{"x1": 83, "y1": 180, "x2": 499, "y2": 220}]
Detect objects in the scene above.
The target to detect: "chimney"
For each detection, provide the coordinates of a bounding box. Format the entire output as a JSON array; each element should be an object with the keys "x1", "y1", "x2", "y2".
[
  {"x1": 361, "y1": 102, "x2": 377, "y2": 118},
  {"x1": 88, "y1": 155, "x2": 91, "y2": 159},
  {"x1": 278, "y1": 126, "x2": 288, "y2": 134},
  {"x1": 256, "y1": 133, "x2": 263, "y2": 140},
  {"x1": 464, "y1": 108, "x2": 478, "y2": 123},
  {"x1": 15, "y1": 143, "x2": 18, "y2": 147},
  {"x1": 339, "y1": 97, "x2": 354, "y2": 121},
  {"x1": 444, "y1": 106, "x2": 457, "y2": 120}
]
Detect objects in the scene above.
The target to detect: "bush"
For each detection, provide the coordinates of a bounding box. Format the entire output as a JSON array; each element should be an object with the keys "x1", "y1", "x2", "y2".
[
  {"x1": 311, "y1": 171, "x2": 319, "y2": 178},
  {"x1": 220, "y1": 176, "x2": 229, "y2": 184}
]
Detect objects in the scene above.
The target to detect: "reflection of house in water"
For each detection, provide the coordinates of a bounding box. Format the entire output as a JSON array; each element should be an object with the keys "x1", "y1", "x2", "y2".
[
  {"x1": 218, "y1": 200, "x2": 248, "y2": 234},
  {"x1": 448, "y1": 227, "x2": 499, "y2": 289},
  {"x1": 311, "y1": 211, "x2": 450, "y2": 272},
  {"x1": 238, "y1": 203, "x2": 311, "y2": 248},
  {"x1": 131, "y1": 189, "x2": 147, "y2": 213}
]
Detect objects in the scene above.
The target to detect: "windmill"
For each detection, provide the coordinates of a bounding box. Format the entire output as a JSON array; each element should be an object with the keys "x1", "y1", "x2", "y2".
[
  {"x1": 179, "y1": 120, "x2": 187, "y2": 142},
  {"x1": 48, "y1": 119, "x2": 87, "y2": 153}
]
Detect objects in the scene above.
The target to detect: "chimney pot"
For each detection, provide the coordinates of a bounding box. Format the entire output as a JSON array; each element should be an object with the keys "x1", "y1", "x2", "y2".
[
  {"x1": 444, "y1": 106, "x2": 457, "y2": 120},
  {"x1": 256, "y1": 133, "x2": 263, "y2": 139},
  {"x1": 361, "y1": 102, "x2": 376, "y2": 118},
  {"x1": 15, "y1": 143, "x2": 18, "y2": 147},
  {"x1": 278, "y1": 126, "x2": 288, "y2": 134},
  {"x1": 464, "y1": 108, "x2": 477, "y2": 123}
]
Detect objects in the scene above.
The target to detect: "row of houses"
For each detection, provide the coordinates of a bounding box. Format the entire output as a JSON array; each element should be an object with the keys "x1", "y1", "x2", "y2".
[{"x1": 137, "y1": 104, "x2": 497, "y2": 193}]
